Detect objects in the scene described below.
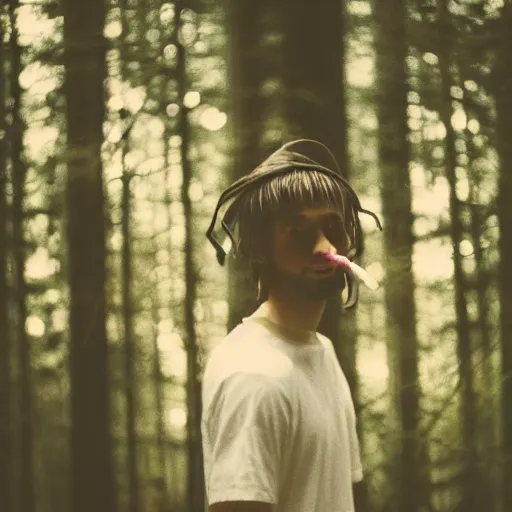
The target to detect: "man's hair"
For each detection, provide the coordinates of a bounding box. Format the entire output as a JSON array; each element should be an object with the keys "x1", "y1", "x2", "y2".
[
  {"x1": 235, "y1": 169, "x2": 358, "y2": 262},
  {"x1": 206, "y1": 139, "x2": 381, "y2": 266}
]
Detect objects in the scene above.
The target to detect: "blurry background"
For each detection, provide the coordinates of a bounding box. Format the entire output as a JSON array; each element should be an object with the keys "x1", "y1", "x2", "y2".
[{"x1": 0, "y1": 0, "x2": 511, "y2": 511}]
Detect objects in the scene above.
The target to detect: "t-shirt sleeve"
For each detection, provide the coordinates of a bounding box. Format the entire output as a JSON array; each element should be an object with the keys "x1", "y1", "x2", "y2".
[{"x1": 203, "y1": 372, "x2": 291, "y2": 505}]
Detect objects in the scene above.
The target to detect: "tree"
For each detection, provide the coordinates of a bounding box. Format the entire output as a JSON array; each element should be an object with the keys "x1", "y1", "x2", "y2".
[
  {"x1": 149, "y1": 288, "x2": 171, "y2": 512},
  {"x1": 437, "y1": 2, "x2": 481, "y2": 509},
  {"x1": 281, "y1": 0, "x2": 348, "y2": 346},
  {"x1": 9, "y1": 2, "x2": 36, "y2": 511},
  {"x1": 0, "y1": 7, "x2": 12, "y2": 512},
  {"x1": 63, "y1": 0, "x2": 117, "y2": 510},
  {"x1": 374, "y1": 0, "x2": 426, "y2": 510},
  {"x1": 464, "y1": 84, "x2": 495, "y2": 489},
  {"x1": 175, "y1": 2, "x2": 204, "y2": 510},
  {"x1": 118, "y1": 11, "x2": 140, "y2": 512},
  {"x1": 226, "y1": 0, "x2": 276, "y2": 331},
  {"x1": 281, "y1": 1, "x2": 369, "y2": 508},
  {"x1": 121, "y1": 140, "x2": 139, "y2": 512},
  {"x1": 494, "y1": 3, "x2": 512, "y2": 511}
]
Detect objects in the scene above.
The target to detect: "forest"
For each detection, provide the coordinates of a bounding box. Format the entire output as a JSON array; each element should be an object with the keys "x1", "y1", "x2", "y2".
[{"x1": 0, "y1": 0, "x2": 511, "y2": 511}]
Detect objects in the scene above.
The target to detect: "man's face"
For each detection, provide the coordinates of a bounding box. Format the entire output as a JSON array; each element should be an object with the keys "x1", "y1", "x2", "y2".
[{"x1": 264, "y1": 207, "x2": 351, "y2": 301}]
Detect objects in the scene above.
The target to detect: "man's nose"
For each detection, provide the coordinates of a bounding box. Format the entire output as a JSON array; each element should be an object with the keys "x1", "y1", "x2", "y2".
[{"x1": 313, "y1": 229, "x2": 335, "y2": 255}]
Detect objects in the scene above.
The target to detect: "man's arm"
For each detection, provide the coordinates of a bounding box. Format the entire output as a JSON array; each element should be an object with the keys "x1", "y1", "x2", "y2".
[{"x1": 209, "y1": 501, "x2": 273, "y2": 512}]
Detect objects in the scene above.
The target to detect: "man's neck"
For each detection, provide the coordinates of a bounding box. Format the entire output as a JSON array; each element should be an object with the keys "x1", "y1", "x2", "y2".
[{"x1": 265, "y1": 291, "x2": 326, "y2": 335}]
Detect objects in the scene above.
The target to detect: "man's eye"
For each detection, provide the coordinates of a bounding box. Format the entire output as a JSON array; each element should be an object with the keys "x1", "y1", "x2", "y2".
[
  {"x1": 288, "y1": 224, "x2": 308, "y2": 235},
  {"x1": 288, "y1": 225, "x2": 316, "y2": 248},
  {"x1": 324, "y1": 219, "x2": 351, "y2": 249},
  {"x1": 328, "y1": 216, "x2": 342, "y2": 227},
  {"x1": 324, "y1": 218, "x2": 343, "y2": 235}
]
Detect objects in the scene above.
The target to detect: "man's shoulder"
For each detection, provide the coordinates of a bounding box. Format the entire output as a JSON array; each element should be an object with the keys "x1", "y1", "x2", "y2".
[
  {"x1": 206, "y1": 323, "x2": 293, "y2": 379},
  {"x1": 315, "y1": 332, "x2": 337, "y2": 355},
  {"x1": 206, "y1": 319, "x2": 267, "y2": 363},
  {"x1": 202, "y1": 320, "x2": 295, "y2": 406}
]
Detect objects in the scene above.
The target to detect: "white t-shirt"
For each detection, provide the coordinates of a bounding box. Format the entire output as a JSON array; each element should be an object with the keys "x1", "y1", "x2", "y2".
[{"x1": 201, "y1": 304, "x2": 363, "y2": 512}]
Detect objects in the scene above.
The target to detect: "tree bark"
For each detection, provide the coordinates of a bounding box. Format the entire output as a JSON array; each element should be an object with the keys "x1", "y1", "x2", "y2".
[
  {"x1": 281, "y1": 2, "x2": 370, "y2": 508},
  {"x1": 117, "y1": 8, "x2": 140, "y2": 510},
  {"x1": 494, "y1": 4, "x2": 512, "y2": 511},
  {"x1": 437, "y1": 3, "x2": 482, "y2": 510},
  {"x1": 281, "y1": 0, "x2": 348, "y2": 347},
  {"x1": 175, "y1": 2, "x2": 204, "y2": 510},
  {"x1": 0, "y1": 11, "x2": 12, "y2": 512},
  {"x1": 469, "y1": 181, "x2": 496, "y2": 501},
  {"x1": 461, "y1": 82, "x2": 493, "y2": 438},
  {"x1": 226, "y1": 0, "x2": 275, "y2": 331},
  {"x1": 9, "y1": 2, "x2": 36, "y2": 511},
  {"x1": 156, "y1": 40, "x2": 175, "y2": 512},
  {"x1": 121, "y1": 156, "x2": 139, "y2": 512},
  {"x1": 374, "y1": 0, "x2": 426, "y2": 510},
  {"x1": 150, "y1": 297, "x2": 171, "y2": 512},
  {"x1": 63, "y1": 0, "x2": 117, "y2": 510}
]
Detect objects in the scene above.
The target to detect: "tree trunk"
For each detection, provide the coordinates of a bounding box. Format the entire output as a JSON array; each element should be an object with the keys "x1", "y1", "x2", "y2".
[
  {"x1": 63, "y1": 0, "x2": 117, "y2": 510},
  {"x1": 0, "y1": 12, "x2": 12, "y2": 512},
  {"x1": 157, "y1": 41, "x2": 175, "y2": 512},
  {"x1": 116, "y1": 7, "x2": 140, "y2": 510},
  {"x1": 281, "y1": 2, "x2": 370, "y2": 508},
  {"x1": 494, "y1": 3, "x2": 512, "y2": 511},
  {"x1": 121, "y1": 156, "x2": 139, "y2": 512},
  {"x1": 458, "y1": 22, "x2": 497, "y2": 506},
  {"x1": 469, "y1": 183, "x2": 496, "y2": 502},
  {"x1": 281, "y1": 0, "x2": 348, "y2": 347},
  {"x1": 437, "y1": 3, "x2": 482, "y2": 510},
  {"x1": 280, "y1": 0, "x2": 350, "y2": 390},
  {"x1": 374, "y1": 1, "x2": 425, "y2": 511},
  {"x1": 9, "y1": 2, "x2": 36, "y2": 511},
  {"x1": 154, "y1": 60, "x2": 174, "y2": 510},
  {"x1": 150, "y1": 298, "x2": 171, "y2": 512},
  {"x1": 226, "y1": 0, "x2": 275, "y2": 331},
  {"x1": 468, "y1": 164, "x2": 495, "y2": 504},
  {"x1": 175, "y1": 2, "x2": 204, "y2": 511}
]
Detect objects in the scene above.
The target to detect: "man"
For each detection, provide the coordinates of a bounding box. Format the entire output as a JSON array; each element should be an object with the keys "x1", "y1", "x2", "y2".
[{"x1": 202, "y1": 140, "x2": 381, "y2": 512}]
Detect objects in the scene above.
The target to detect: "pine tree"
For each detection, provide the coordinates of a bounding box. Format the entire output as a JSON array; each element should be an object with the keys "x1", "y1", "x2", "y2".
[
  {"x1": 226, "y1": 0, "x2": 276, "y2": 330},
  {"x1": 117, "y1": 9, "x2": 140, "y2": 512},
  {"x1": 0, "y1": 7, "x2": 13, "y2": 512},
  {"x1": 281, "y1": 1, "x2": 370, "y2": 508},
  {"x1": 175, "y1": 2, "x2": 204, "y2": 510},
  {"x1": 63, "y1": 0, "x2": 117, "y2": 509},
  {"x1": 121, "y1": 138, "x2": 139, "y2": 512},
  {"x1": 281, "y1": 0, "x2": 348, "y2": 348},
  {"x1": 374, "y1": 0, "x2": 426, "y2": 510},
  {"x1": 437, "y1": 2, "x2": 480, "y2": 509},
  {"x1": 9, "y1": 2, "x2": 36, "y2": 511},
  {"x1": 494, "y1": 3, "x2": 512, "y2": 511}
]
